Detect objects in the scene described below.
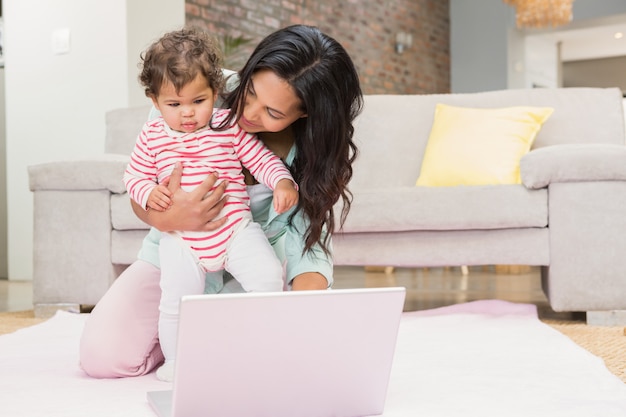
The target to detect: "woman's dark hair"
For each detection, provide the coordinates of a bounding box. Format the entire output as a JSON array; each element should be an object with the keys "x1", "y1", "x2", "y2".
[{"x1": 219, "y1": 24, "x2": 363, "y2": 255}]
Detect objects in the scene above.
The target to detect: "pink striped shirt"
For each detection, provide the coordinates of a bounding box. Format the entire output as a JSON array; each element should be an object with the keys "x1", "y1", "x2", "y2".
[{"x1": 123, "y1": 108, "x2": 295, "y2": 271}]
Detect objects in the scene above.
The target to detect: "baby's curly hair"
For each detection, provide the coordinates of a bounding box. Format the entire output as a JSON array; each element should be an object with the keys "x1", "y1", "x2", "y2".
[{"x1": 139, "y1": 27, "x2": 224, "y2": 98}]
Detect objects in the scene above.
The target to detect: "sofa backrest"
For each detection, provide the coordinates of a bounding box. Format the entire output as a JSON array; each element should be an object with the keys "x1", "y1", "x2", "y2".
[
  {"x1": 105, "y1": 105, "x2": 152, "y2": 155},
  {"x1": 105, "y1": 70, "x2": 240, "y2": 156},
  {"x1": 105, "y1": 88, "x2": 625, "y2": 191},
  {"x1": 349, "y1": 87, "x2": 625, "y2": 190}
]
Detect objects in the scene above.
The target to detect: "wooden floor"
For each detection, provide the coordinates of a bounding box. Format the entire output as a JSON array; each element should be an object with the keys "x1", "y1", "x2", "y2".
[
  {"x1": 0, "y1": 265, "x2": 584, "y2": 321},
  {"x1": 332, "y1": 265, "x2": 584, "y2": 322}
]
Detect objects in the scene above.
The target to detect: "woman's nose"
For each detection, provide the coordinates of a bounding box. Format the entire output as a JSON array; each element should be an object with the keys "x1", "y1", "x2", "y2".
[{"x1": 244, "y1": 100, "x2": 261, "y2": 121}]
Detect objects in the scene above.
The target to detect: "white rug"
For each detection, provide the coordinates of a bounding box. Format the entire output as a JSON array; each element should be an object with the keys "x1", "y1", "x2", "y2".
[{"x1": 1, "y1": 300, "x2": 625, "y2": 417}]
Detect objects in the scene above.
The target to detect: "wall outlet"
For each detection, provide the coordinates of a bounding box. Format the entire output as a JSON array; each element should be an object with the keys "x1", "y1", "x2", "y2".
[{"x1": 51, "y1": 28, "x2": 71, "y2": 55}]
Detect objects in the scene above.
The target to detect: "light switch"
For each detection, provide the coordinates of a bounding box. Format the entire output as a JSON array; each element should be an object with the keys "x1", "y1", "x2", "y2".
[{"x1": 51, "y1": 28, "x2": 71, "y2": 55}]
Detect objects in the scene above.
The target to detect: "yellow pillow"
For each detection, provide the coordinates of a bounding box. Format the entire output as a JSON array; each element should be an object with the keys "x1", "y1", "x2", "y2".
[{"x1": 416, "y1": 104, "x2": 554, "y2": 186}]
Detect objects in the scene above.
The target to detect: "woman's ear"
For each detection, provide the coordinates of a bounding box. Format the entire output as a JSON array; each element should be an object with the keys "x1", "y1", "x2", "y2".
[{"x1": 299, "y1": 113, "x2": 308, "y2": 119}]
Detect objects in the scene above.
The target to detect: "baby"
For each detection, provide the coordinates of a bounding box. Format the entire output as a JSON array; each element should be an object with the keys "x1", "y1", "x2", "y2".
[{"x1": 123, "y1": 27, "x2": 298, "y2": 381}]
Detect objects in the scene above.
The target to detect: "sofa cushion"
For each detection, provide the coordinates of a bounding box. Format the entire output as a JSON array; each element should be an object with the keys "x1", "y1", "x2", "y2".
[
  {"x1": 111, "y1": 229, "x2": 149, "y2": 265},
  {"x1": 337, "y1": 185, "x2": 547, "y2": 233},
  {"x1": 111, "y1": 193, "x2": 149, "y2": 230},
  {"x1": 349, "y1": 88, "x2": 624, "y2": 192},
  {"x1": 416, "y1": 104, "x2": 553, "y2": 187},
  {"x1": 105, "y1": 105, "x2": 152, "y2": 155}
]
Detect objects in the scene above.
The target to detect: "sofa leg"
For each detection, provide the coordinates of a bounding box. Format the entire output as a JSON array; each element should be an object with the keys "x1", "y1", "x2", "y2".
[
  {"x1": 364, "y1": 266, "x2": 395, "y2": 274},
  {"x1": 365, "y1": 265, "x2": 468, "y2": 275},
  {"x1": 586, "y1": 310, "x2": 626, "y2": 326},
  {"x1": 443, "y1": 266, "x2": 469, "y2": 275},
  {"x1": 34, "y1": 303, "x2": 81, "y2": 319},
  {"x1": 494, "y1": 264, "x2": 531, "y2": 274}
]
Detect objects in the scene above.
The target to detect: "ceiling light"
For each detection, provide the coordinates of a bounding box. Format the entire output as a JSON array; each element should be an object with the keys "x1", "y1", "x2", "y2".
[
  {"x1": 614, "y1": 32, "x2": 624, "y2": 40},
  {"x1": 503, "y1": 0, "x2": 574, "y2": 29}
]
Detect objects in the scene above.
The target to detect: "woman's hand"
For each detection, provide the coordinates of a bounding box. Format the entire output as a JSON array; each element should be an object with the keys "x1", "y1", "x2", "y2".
[{"x1": 131, "y1": 162, "x2": 229, "y2": 232}]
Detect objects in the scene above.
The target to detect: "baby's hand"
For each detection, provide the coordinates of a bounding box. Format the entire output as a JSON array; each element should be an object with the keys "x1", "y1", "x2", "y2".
[
  {"x1": 273, "y1": 179, "x2": 299, "y2": 214},
  {"x1": 147, "y1": 184, "x2": 173, "y2": 212}
]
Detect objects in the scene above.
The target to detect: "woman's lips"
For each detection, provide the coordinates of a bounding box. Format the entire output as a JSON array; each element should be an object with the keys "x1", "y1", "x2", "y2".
[{"x1": 240, "y1": 116, "x2": 260, "y2": 129}]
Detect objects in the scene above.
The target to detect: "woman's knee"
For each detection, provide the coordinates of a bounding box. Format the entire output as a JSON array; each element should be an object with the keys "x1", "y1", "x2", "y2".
[{"x1": 79, "y1": 260, "x2": 162, "y2": 377}]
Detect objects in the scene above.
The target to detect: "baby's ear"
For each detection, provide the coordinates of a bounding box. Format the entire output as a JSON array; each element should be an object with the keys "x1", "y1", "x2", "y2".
[{"x1": 150, "y1": 96, "x2": 160, "y2": 110}]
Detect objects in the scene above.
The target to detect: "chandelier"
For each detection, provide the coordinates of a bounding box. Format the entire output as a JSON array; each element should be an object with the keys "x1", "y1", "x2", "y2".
[{"x1": 503, "y1": 0, "x2": 574, "y2": 28}]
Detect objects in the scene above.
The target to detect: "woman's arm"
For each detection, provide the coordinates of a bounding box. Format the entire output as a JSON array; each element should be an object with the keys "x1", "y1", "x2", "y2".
[
  {"x1": 291, "y1": 272, "x2": 328, "y2": 290},
  {"x1": 279, "y1": 208, "x2": 334, "y2": 290},
  {"x1": 132, "y1": 162, "x2": 229, "y2": 232}
]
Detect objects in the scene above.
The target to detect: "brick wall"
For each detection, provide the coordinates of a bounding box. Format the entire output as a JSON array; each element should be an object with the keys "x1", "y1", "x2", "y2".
[{"x1": 185, "y1": 0, "x2": 450, "y2": 94}]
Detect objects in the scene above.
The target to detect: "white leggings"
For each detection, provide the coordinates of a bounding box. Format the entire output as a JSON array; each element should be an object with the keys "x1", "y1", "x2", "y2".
[{"x1": 158, "y1": 222, "x2": 283, "y2": 363}]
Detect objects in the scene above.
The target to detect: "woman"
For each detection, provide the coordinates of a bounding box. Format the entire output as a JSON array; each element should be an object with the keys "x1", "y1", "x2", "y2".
[{"x1": 79, "y1": 24, "x2": 363, "y2": 378}]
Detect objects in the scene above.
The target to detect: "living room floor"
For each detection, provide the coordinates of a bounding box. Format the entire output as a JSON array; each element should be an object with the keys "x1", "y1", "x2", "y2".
[
  {"x1": 0, "y1": 265, "x2": 584, "y2": 321},
  {"x1": 332, "y1": 265, "x2": 583, "y2": 321}
]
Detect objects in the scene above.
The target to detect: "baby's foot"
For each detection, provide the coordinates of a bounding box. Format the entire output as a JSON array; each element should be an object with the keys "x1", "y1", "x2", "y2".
[{"x1": 156, "y1": 361, "x2": 175, "y2": 382}]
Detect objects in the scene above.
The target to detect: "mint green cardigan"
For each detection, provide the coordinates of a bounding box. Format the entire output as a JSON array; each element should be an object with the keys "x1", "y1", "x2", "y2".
[{"x1": 137, "y1": 146, "x2": 333, "y2": 293}]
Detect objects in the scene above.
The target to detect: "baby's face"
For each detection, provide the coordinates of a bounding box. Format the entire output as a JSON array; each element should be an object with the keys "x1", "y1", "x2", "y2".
[{"x1": 153, "y1": 74, "x2": 216, "y2": 133}]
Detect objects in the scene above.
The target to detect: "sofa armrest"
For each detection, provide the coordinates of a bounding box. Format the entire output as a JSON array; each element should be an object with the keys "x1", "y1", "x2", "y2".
[
  {"x1": 29, "y1": 153, "x2": 131, "y2": 309},
  {"x1": 520, "y1": 144, "x2": 626, "y2": 189},
  {"x1": 28, "y1": 154, "x2": 129, "y2": 193}
]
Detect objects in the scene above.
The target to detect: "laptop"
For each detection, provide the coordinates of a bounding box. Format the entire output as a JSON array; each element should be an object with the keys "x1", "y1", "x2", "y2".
[{"x1": 147, "y1": 286, "x2": 406, "y2": 417}]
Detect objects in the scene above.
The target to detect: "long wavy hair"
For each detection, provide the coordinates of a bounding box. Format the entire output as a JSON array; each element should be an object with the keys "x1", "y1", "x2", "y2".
[{"x1": 218, "y1": 25, "x2": 363, "y2": 255}]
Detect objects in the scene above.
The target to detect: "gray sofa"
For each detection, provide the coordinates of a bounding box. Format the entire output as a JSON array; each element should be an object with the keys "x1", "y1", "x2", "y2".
[{"x1": 29, "y1": 87, "x2": 626, "y2": 319}]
